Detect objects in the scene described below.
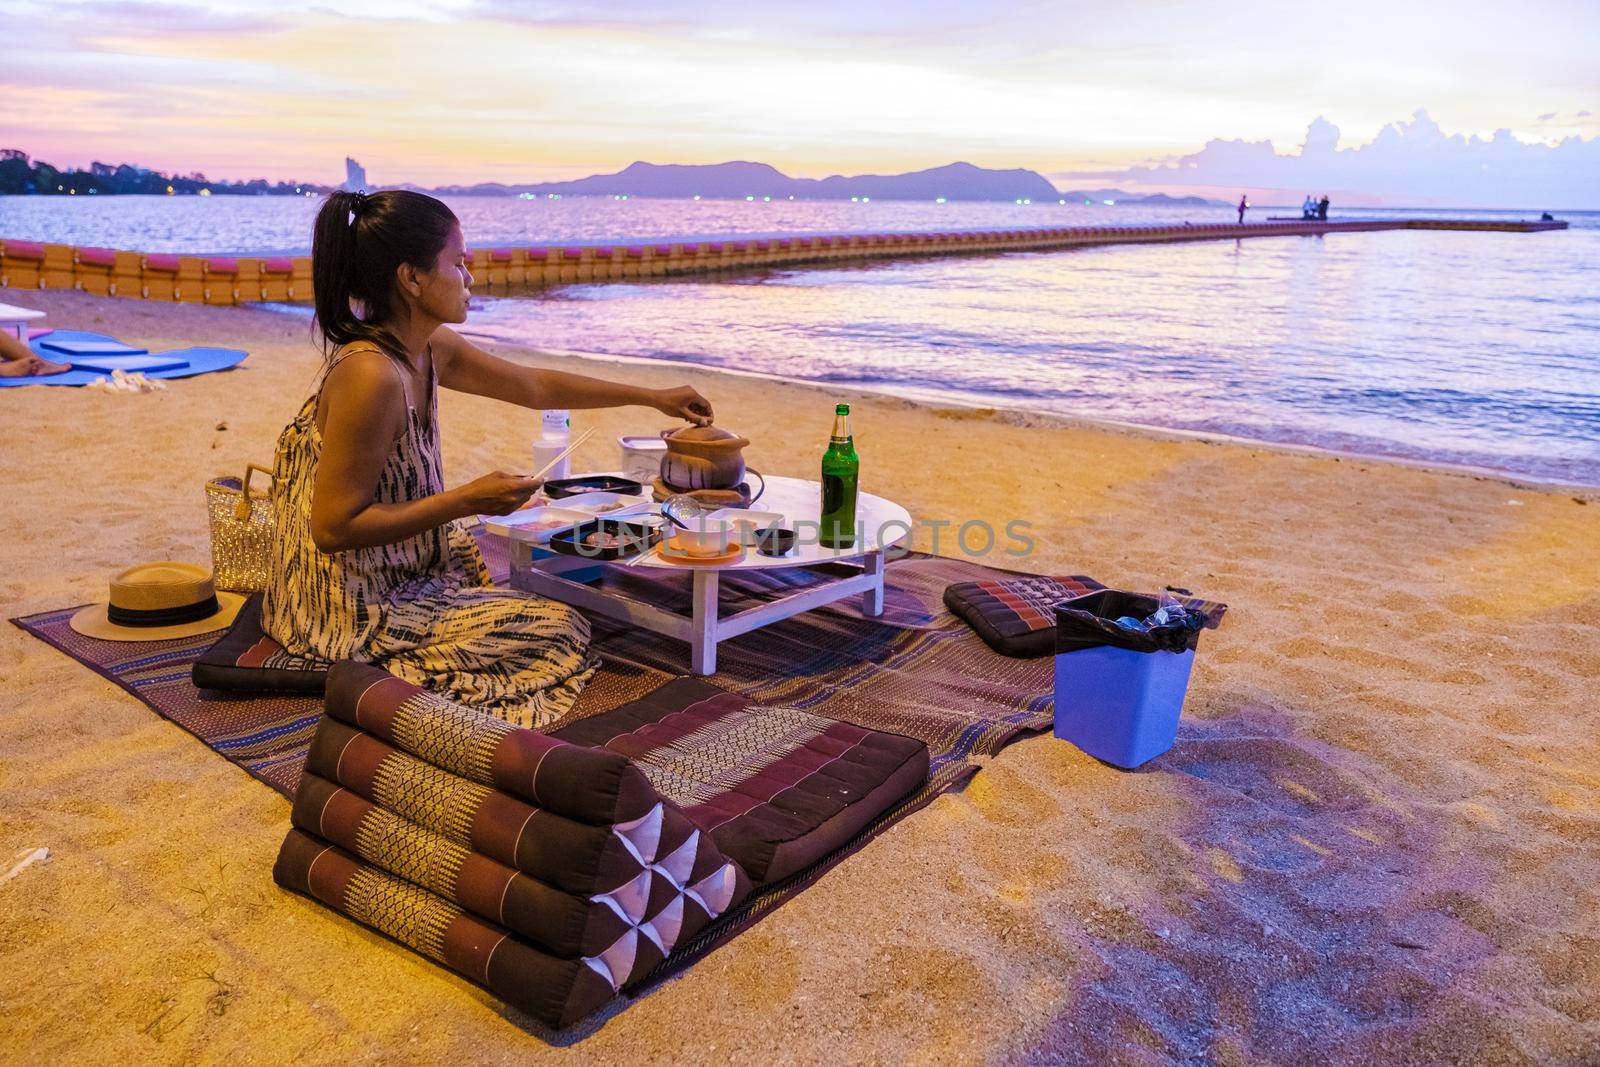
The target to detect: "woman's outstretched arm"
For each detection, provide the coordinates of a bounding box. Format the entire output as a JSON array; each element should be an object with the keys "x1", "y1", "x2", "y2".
[{"x1": 432, "y1": 326, "x2": 713, "y2": 425}]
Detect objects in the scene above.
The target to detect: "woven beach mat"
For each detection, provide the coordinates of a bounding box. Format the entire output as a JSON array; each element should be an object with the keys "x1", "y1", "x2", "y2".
[
  {"x1": 10, "y1": 535, "x2": 1079, "y2": 1029},
  {"x1": 12, "y1": 534, "x2": 1070, "y2": 797}
]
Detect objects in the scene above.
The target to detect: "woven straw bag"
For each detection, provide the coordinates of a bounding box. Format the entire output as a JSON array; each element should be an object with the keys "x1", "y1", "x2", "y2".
[{"x1": 205, "y1": 463, "x2": 275, "y2": 593}]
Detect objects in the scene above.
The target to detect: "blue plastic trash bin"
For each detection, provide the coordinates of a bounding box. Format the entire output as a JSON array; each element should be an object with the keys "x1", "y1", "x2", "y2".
[{"x1": 1053, "y1": 644, "x2": 1194, "y2": 768}]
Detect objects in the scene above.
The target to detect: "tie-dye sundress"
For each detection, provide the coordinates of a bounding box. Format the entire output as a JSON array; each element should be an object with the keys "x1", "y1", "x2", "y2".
[{"x1": 262, "y1": 342, "x2": 595, "y2": 727}]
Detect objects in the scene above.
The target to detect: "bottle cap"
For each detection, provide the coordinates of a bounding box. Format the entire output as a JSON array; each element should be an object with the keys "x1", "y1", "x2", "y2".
[{"x1": 835, "y1": 404, "x2": 849, "y2": 415}]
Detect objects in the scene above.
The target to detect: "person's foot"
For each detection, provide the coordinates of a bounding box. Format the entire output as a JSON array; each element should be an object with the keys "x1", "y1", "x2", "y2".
[{"x1": 0, "y1": 355, "x2": 71, "y2": 378}]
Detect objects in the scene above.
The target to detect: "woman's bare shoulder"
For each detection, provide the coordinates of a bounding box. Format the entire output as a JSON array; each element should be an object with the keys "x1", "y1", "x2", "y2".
[
  {"x1": 325, "y1": 345, "x2": 406, "y2": 392},
  {"x1": 317, "y1": 347, "x2": 408, "y2": 432},
  {"x1": 428, "y1": 325, "x2": 468, "y2": 367}
]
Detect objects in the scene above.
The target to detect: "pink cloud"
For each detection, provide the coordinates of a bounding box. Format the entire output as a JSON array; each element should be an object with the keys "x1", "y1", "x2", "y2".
[{"x1": 1110, "y1": 110, "x2": 1600, "y2": 209}]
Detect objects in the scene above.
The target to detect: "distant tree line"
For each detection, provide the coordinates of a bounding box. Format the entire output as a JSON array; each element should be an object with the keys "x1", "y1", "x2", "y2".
[{"x1": 0, "y1": 149, "x2": 331, "y2": 196}]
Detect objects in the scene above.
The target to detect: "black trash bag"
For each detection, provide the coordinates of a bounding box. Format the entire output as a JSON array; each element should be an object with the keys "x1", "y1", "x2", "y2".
[{"x1": 1054, "y1": 589, "x2": 1217, "y2": 654}]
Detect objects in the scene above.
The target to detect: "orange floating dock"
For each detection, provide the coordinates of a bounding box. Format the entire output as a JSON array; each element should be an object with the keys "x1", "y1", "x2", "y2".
[{"x1": 0, "y1": 218, "x2": 1568, "y2": 306}]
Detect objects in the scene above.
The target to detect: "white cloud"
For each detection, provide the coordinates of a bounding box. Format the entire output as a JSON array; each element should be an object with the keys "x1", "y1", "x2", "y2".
[{"x1": 1115, "y1": 110, "x2": 1600, "y2": 209}]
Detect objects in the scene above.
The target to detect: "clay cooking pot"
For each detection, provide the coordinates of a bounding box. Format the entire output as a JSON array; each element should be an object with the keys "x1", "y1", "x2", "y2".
[{"x1": 660, "y1": 425, "x2": 749, "y2": 490}]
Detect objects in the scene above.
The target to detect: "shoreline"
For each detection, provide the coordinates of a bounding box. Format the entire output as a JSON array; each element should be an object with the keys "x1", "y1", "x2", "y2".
[
  {"x1": 468, "y1": 336, "x2": 1600, "y2": 497},
  {"x1": 236, "y1": 296, "x2": 1600, "y2": 494}
]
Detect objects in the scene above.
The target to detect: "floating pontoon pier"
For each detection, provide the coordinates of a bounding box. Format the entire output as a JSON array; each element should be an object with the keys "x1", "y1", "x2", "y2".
[{"x1": 0, "y1": 218, "x2": 1567, "y2": 306}]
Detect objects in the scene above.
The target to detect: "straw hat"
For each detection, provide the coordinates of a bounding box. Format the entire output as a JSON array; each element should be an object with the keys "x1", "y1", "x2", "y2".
[{"x1": 70, "y1": 562, "x2": 245, "y2": 642}]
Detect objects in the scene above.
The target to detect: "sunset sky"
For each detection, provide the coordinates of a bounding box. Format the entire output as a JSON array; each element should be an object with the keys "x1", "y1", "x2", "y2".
[{"x1": 4, "y1": 0, "x2": 1597, "y2": 198}]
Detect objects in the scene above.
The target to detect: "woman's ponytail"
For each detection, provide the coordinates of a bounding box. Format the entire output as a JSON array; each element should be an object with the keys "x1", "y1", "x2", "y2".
[
  {"x1": 309, "y1": 189, "x2": 459, "y2": 365},
  {"x1": 312, "y1": 190, "x2": 366, "y2": 356}
]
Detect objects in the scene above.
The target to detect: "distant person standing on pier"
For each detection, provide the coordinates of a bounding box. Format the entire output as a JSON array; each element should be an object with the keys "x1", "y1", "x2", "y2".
[
  {"x1": 1302, "y1": 195, "x2": 1316, "y2": 220},
  {"x1": 1317, "y1": 195, "x2": 1330, "y2": 221},
  {"x1": 1238, "y1": 195, "x2": 1248, "y2": 224}
]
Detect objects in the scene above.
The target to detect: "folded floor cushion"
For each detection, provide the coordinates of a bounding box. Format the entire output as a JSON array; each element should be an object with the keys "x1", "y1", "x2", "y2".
[
  {"x1": 552, "y1": 677, "x2": 931, "y2": 886},
  {"x1": 944, "y1": 575, "x2": 1227, "y2": 658},
  {"x1": 274, "y1": 829, "x2": 617, "y2": 1029},
  {"x1": 942, "y1": 575, "x2": 1106, "y2": 658},
  {"x1": 323, "y1": 661, "x2": 659, "y2": 824},
  {"x1": 305, "y1": 717, "x2": 655, "y2": 896},
  {"x1": 291, "y1": 771, "x2": 743, "y2": 983},
  {"x1": 283, "y1": 672, "x2": 757, "y2": 1025},
  {"x1": 294, "y1": 771, "x2": 630, "y2": 960},
  {"x1": 280, "y1": 663, "x2": 931, "y2": 1027},
  {"x1": 191, "y1": 595, "x2": 328, "y2": 694}
]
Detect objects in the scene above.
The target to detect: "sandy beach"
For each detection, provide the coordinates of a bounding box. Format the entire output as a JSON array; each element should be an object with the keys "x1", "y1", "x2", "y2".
[{"x1": 2, "y1": 289, "x2": 1597, "y2": 1064}]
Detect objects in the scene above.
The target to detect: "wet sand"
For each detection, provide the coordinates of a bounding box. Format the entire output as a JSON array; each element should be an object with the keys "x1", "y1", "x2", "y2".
[{"x1": 2, "y1": 290, "x2": 1597, "y2": 1065}]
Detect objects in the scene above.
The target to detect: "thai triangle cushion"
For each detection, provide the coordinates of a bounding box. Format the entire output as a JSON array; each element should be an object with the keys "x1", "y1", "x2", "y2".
[
  {"x1": 289, "y1": 770, "x2": 744, "y2": 987},
  {"x1": 291, "y1": 660, "x2": 926, "y2": 1025},
  {"x1": 282, "y1": 669, "x2": 756, "y2": 1024},
  {"x1": 299, "y1": 717, "x2": 750, "y2": 960},
  {"x1": 551, "y1": 677, "x2": 931, "y2": 886},
  {"x1": 191, "y1": 594, "x2": 328, "y2": 693},
  {"x1": 296, "y1": 771, "x2": 626, "y2": 961}
]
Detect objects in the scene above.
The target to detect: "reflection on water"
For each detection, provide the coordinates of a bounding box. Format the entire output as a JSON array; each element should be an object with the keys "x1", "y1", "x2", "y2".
[
  {"x1": 5, "y1": 195, "x2": 1595, "y2": 483},
  {"x1": 1, "y1": 194, "x2": 1582, "y2": 254},
  {"x1": 461, "y1": 225, "x2": 1600, "y2": 486}
]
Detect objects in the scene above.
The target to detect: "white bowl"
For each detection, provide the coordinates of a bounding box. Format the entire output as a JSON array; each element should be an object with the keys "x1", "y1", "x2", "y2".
[{"x1": 665, "y1": 517, "x2": 736, "y2": 557}]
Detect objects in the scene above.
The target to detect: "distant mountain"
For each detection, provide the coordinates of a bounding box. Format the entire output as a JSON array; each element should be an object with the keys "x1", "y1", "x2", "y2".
[
  {"x1": 1059, "y1": 187, "x2": 1224, "y2": 207},
  {"x1": 1134, "y1": 193, "x2": 1222, "y2": 206},
  {"x1": 427, "y1": 160, "x2": 1064, "y2": 202},
  {"x1": 806, "y1": 162, "x2": 1060, "y2": 202}
]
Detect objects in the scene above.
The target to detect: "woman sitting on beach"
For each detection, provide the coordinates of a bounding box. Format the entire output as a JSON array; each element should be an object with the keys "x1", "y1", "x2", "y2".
[
  {"x1": 263, "y1": 189, "x2": 713, "y2": 727},
  {"x1": 0, "y1": 329, "x2": 68, "y2": 377}
]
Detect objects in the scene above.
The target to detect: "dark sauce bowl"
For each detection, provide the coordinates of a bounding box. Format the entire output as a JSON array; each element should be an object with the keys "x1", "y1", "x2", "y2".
[{"x1": 753, "y1": 526, "x2": 798, "y2": 556}]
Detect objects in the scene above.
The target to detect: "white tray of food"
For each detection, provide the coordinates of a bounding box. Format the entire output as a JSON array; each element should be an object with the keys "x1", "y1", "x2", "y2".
[
  {"x1": 479, "y1": 506, "x2": 595, "y2": 543},
  {"x1": 556, "y1": 490, "x2": 654, "y2": 516},
  {"x1": 479, "y1": 492, "x2": 656, "y2": 543}
]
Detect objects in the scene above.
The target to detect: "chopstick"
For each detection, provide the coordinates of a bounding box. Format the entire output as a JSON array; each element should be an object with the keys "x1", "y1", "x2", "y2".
[
  {"x1": 623, "y1": 543, "x2": 661, "y2": 567},
  {"x1": 527, "y1": 427, "x2": 596, "y2": 482}
]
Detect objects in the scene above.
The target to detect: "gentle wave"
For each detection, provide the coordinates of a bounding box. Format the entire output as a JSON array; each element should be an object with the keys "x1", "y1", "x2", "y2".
[{"x1": 7, "y1": 196, "x2": 1597, "y2": 485}]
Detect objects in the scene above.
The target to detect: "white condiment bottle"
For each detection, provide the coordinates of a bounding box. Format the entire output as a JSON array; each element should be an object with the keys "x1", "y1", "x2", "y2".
[{"x1": 532, "y1": 409, "x2": 571, "y2": 481}]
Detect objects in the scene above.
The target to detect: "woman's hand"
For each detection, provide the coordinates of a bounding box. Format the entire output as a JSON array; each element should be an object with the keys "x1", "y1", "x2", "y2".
[
  {"x1": 454, "y1": 471, "x2": 544, "y2": 516},
  {"x1": 652, "y1": 385, "x2": 714, "y2": 426}
]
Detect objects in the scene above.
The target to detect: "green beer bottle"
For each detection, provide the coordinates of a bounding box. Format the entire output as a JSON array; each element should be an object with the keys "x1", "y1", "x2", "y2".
[{"x1": 820, "y1": 404, "x2": 859, "y2": 548}]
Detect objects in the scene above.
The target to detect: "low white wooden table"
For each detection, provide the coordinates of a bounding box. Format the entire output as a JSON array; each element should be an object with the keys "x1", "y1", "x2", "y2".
[
  {"x1": 0, "y1": 302, "x2": 46, "y2": 342},
  {"x1": 507, "y1": 474, "x2": 912, "y2": 675}
]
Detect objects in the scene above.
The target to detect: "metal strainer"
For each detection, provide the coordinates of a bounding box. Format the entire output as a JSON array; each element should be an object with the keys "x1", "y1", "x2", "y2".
[{"x1": 660, "y1": 492, "x2": 713, "y2": 531}]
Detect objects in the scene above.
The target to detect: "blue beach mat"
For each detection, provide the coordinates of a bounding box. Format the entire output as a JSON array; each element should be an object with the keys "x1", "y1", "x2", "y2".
[{"x1": 0, "y1": 330, "x2": 248, "y2": 388}]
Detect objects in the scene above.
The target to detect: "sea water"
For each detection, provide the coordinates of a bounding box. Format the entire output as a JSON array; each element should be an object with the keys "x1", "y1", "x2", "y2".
[{"x1": 4, "y1": 196, "x2": 1595, "y2": 484}]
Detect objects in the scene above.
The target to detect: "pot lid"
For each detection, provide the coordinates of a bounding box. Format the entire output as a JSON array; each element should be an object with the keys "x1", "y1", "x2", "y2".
[{"x1": 666, "y1": 425, "x2": 741, "y2": 443}]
